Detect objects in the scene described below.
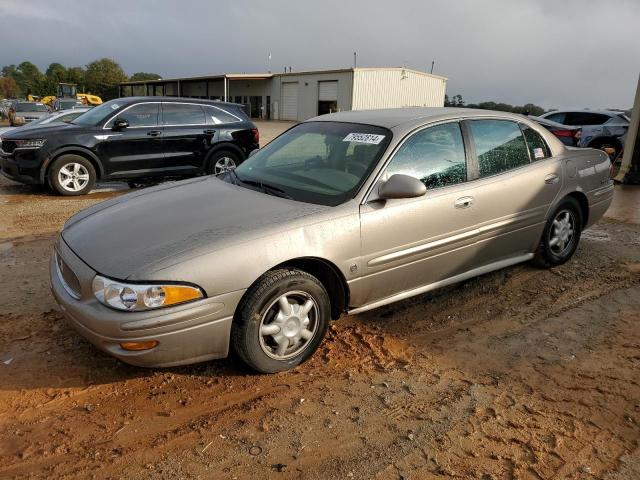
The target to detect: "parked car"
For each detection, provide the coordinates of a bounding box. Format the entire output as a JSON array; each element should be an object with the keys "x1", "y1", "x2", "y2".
[
  {"x1": 8, "y1": 101, "x2": 50, "y2": 126},
  {"x1": 50, "y1": 108, "x2": 613, "y2": 373},
  {"x1": 0, "y1": 108, "x2": 92, "y2": 147},
  {"x1": 52, "y1": 98, "x2": 86, "y2": 111},
  {"x1": 539, "y1": 110, "x2": 629, "y2": 159},
  {"x1": 528, "y1": 115, "x2": 581, "y2": 147},
  {"x1": 0, "y1": 97, "x2": 259, "y2": 195}
]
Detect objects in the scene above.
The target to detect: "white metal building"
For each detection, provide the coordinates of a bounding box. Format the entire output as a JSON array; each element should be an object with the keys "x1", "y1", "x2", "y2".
[{"x1": 119, "y1": 67, "x2": 447, "y2": 121}]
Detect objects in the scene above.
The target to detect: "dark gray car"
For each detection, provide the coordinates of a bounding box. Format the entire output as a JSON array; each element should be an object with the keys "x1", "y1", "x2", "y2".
[{"x1": 50, "y1": 108, "x2": 613, "y2": 373}]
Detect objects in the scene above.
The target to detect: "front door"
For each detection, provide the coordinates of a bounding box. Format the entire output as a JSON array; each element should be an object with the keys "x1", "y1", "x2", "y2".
[
  {"x1": 463, "y1": 119, "x2": 563, "y2": 263},
  {"x1": 357, "y1": 121, "x2": 480, "y2": 303},
  {"x1": 97, "y1": 102, "x2": 164, "y2": 178},
  {"x1": 160, "y1": 102, "x2": 212, "y2": 174}
]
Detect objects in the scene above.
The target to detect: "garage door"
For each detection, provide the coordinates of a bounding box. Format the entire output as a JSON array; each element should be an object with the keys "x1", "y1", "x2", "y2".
[
  {"x1": 281, "y1": 82, "x2": 299, "y2": 121},
  {"x1": 318, "y1": 81, "x2": 338, "y2": 101}
]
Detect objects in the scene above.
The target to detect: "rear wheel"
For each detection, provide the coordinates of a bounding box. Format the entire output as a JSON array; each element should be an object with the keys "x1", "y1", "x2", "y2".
[
  {"x1": 206, "y1": 150, "x2": 241, "y2": 175},
  {"x1": 48, "y1": 155, "x2": 96, "y2": 196},
  {"x1": 533, "y1": 197, "x2": 582, "y2": 268},
  {"x1": 231, "y1": 269, "x2": 330, "y2": 373}
]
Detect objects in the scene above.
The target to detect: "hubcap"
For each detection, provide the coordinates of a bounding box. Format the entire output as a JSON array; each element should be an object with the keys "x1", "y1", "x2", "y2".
[
  {"x1": 549, "y1": 210, "x2": 575, "y2": 255},
  {"x1": 259, "y1": 291, "x2": 318, "y2": 360},
  {"x1": 58, "y1": 163, "x2": 89, "y2": 192},
  {"x1": 214, "y1": 156, "x2": 236, "y2": 175}
]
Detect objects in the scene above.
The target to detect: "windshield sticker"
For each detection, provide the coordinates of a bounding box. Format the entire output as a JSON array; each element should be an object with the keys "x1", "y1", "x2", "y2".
[
  {"x1": 110, "y1": 103, "x2": 120, "y2": 110},
  {"x1": 343, "y1": 133, "x2": 385, "y2": 144},
  {"x1": 533, "y1": 147, "x2": 544, "y2": 159}
]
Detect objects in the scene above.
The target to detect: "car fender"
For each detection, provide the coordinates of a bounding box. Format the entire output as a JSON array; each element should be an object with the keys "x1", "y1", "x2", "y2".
[{"x1": 41, "y1": 145, "x2": 105, "y2": 182}]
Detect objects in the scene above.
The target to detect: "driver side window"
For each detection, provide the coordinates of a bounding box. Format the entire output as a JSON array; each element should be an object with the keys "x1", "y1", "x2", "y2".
[
  {"x1": 106, "y1": 103, "x2": 159, "y2": 128},
  {"x1": 385, "y1": 122, "x2": 467, "y2": 189}
]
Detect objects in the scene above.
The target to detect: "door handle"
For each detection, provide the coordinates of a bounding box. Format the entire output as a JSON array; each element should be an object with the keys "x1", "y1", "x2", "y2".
[
  {"x1": 454, "y1": 196, "x2": 474, "y2": 209},
  {"x1": 544, "y1": 173, "x2": 559, "y2": 184},
  {"x1": 147, "y1": 130, "x2": 162, "y2": 137},
  {"x1": 203, "y1": 129, "x2": 216, "y2": 135}
]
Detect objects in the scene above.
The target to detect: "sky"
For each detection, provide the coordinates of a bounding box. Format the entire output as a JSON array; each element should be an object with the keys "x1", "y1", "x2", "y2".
[{"x1": 0, "y1": 0, "x2": 638, "y2": 110}]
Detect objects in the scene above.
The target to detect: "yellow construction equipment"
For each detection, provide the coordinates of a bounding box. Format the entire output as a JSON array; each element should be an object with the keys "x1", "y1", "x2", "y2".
[{"x1": 41, "y1": 83, "x2": 103, "y2": 108}]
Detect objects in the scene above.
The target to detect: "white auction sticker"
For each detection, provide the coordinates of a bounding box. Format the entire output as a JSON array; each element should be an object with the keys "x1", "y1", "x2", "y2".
[
  {"x1": 533, "y1": 147, "x2": 544, "y2": 159},
  {"x1": 343, "y1": 133, "x2": 385, "y2": 144}
]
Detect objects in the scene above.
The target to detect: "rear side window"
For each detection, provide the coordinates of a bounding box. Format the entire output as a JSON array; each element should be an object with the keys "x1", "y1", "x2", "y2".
[
  {"x1": 162, "y1": 103, "x2": 206, "y2": 125},
  {"x1": 386, "y1": 122, "x2": 467, "y2": 189},
  {"x1": 564, "y1": 112, "x2": 610, "y2": 126},
  {"x1": 203, "y1": 105, "x2": 241, "y2": 124},
  {"x1": 520, "y1": 125, "x2": 551, "y2": 161},
  {"x1": 107, "y1": 103, "x2": 159, "y2": 127},
  {"x1": 469, "y1": 120, "x2": 530, "y2": 177},
  {"x1": 545, "y1": 113, "x2": 565, "y2": 124}
]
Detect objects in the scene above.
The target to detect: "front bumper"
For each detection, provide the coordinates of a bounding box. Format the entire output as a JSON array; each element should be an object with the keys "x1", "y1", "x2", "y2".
[
  {"x1": 0, "y1": 149, "x2": 43, "y2": 185},
  {"x1": 49, "y1": 235, "x2": 245, "y2": 368}
]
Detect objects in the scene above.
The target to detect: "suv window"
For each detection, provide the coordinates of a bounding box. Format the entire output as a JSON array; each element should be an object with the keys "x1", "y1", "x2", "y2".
[
  {"x1": 520, "y1": 125, "x2": 551, "y2": 161},
  {"x1": 563, "y1": 112, "x2": 610, "y2": 126},
  {"x1": 385, "y1": 122, "x2": 466, "y2": 189},
  {"x1": 162, "y1": 103, "x2": 206, "y2": 125},
  {"x1": 204, "y1": 105, "x2": 241, "y2": 124},
  {"x1": 544, "y1": 113, "x2": 565, "y2": 124},
  {"x1": 107, "y1": 103, "x2": 159, "y2": 127},
  {"x1": 469, "y1": 120, "x2": 530, "y2": 177}
]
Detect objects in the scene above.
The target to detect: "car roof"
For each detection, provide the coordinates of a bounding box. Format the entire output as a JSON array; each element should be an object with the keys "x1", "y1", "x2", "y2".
[
  {"x1": 119, "y1": 96, "x2": 243, "y2": 109},
  {"x1": 544, "y1": 109, "x2": 620, "y2": 117},
  {"x1": 310, "y1": 107, "x2": 531, "y2": 129}
]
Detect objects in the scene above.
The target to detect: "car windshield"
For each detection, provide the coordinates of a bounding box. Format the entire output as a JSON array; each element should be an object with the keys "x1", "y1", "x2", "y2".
[
  {"x1": 229, "y1": 121, "x2": 391, "y2": 206},
  {"x1": 72, "y1": 100, "x2": 123, "y2": 125},
  {"x1": 60, "y1": 100, "x2": 82, "y2": 108},
  {"x1": 17, "y1": 103, "x2": 48, "y2": 112},
  {"x1": 25, "y1": 113, "x2": 56, "y2": 126}
]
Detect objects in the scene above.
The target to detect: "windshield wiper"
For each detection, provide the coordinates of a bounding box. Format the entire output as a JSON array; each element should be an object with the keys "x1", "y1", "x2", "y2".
[{"x1": 239, "y1": 178, "x2": 292, "y2": 199}]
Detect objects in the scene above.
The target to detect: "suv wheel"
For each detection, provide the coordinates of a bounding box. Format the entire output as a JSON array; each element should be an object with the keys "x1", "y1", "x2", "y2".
[
  {"x1": 49, "y1": 155, "x2": 96, "y2": 196},
  {"x1": 207, "y1": 150, "x2": 241, "y2": 175},
  {"x1": 533, "y1": 197, "x2": 582, "y2": 268},
  {"x1": 231, "y1": 269, "x2": 330, "y2": 373}
]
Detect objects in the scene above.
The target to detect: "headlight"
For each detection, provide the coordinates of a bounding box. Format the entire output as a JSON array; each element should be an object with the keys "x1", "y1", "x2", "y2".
[
  {"x1": 92, "y1": 275, "x2": 204, "y2": 311},
  {"x1": 14, "y1": 138, "x2": 46, "y2": 149}
]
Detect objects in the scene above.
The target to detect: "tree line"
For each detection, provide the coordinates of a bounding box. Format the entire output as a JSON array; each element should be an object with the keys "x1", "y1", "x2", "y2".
[
  {"x1": 0, "y1": 59, "x2": 161, "y2": 100},
  {"x1": 445, "y1": 94, "x2": 546, "y2": 116}
]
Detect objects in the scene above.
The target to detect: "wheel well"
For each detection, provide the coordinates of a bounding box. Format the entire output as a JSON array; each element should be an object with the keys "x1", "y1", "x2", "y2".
[
  {"x1": 276, "y1": 258, "x2": 349, "y2": 320},
  {"x1": 45, "y1": 150, "x2": 102, "y2": 181},
  {"x1": 567, "y1": 191, "x2": 589, "y2": 227}
]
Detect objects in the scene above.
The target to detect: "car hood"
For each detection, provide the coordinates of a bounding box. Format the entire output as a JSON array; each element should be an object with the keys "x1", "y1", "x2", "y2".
[
  {"x1": 61, "y1": 176, "x2": 329, "y2": 280},
  {"x1": 2, "y1": 122, "x2": 86, "y2": 139}
]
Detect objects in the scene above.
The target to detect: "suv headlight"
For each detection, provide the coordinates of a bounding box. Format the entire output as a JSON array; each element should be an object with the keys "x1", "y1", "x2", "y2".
[
  {"x1": 92, "y1": 275, "x2": 204, "y2": 311},
  {"x1": 15, "y1": 139, "x2": 46, "y2": 149}
]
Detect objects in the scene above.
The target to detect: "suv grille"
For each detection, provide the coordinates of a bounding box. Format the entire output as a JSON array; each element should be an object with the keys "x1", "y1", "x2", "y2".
[
  {"x1": 55, "y1": 252, "x2": 81, "y2": 299},
  {"x1": 1, "y1": 140, "x2": 16, "y2": 154}
]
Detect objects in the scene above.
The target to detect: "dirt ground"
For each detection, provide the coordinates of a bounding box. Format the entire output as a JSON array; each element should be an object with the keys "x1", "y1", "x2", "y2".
[{"x1": 0, "y1": 122, "x2": 639, "y2": 479}]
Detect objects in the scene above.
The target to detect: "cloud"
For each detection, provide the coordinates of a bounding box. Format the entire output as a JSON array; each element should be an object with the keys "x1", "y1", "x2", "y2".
[{"x1": 0, "y1": 0, "x2": 638, "y2": 109}]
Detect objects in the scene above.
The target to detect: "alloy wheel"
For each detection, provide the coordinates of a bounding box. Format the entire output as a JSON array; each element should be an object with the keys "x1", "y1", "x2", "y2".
[
  {"x1": 549, "y1": 209, "x2": 575, "y2": 255},
  {"x1": 258, "y1": 291, "x2": 319, "y2": 360},
  {"x1": 58, "y1": 163, "x2": 90, "y2": 192},
  {"x1": 214, "y1": 156, "x2": 237, "y2": 175}
]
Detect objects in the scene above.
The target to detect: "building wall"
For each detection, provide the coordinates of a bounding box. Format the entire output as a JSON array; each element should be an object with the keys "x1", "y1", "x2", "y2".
[
  {"x1": 269, "y1": 71, "x2": 354, "y2": 121},
  {"x1": 351, "y1": 69, "x2": 446, "y2": 110}
]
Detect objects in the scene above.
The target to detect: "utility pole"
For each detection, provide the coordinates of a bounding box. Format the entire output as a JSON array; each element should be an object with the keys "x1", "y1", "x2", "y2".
[
  {"x1": 430, "y1": 60, "x2": 435, "y2": 74},
  {"x1": 354, "y1": 52, "x2": 357, "y2": 68}
]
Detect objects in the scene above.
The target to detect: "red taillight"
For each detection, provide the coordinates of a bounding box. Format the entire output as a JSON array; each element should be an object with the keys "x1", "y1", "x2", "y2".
[
  {"x1": 251, "y1": 128, "x2": 259, "y2": 145},
  {"x1": 552, "y1": 129, "x2": 575, "y2": 138}
]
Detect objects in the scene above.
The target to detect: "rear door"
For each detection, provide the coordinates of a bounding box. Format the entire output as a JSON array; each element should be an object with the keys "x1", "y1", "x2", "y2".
[
  {"x1": 160, "y1": 102, "x2": 214, "y2": 173},
  {"x1": 97, "y1": 102, "x2": 164, "y2": 178},
  {"x1": 358, "y1": 121, "x2": 480, "y2": 302},
  {"x1": 463, "y1": 119, "x2": 562, "y2": 262}
]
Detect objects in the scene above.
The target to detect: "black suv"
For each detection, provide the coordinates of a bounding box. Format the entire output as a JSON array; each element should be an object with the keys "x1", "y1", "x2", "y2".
[{"x1": 0, "y1": 97, "x2": 259, "y2": 195}]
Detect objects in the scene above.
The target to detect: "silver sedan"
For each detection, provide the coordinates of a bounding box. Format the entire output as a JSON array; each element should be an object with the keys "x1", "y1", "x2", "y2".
[{"x1": 50, "y1": 108, "x2": 613, "y2": 373}]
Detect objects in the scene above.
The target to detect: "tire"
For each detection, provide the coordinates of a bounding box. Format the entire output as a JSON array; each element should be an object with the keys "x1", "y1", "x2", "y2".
[
  {"x1": 231, "y1": 268, "x2": 331, "y2": 373},
  {"x1": 49, "y1": 155, "x2": 96, "y2": 196},
  {"x1": 533, "y1": 197, "x2": 583, "y2": 268},
  {"x1": 206, "y1": 150, "x2": 242, "y2": 175}
]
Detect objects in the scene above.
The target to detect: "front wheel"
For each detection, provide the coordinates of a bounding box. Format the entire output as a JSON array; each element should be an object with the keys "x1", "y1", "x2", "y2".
[
  {"x1": 48, "y1": 155, "x2": 96, "y2": 196},
  {"x1": 533, "y1": 197, "x2": 583, "y2": 268},
  {"x1": 231, "y1": 269, "x2": 331, "y2": 373}
]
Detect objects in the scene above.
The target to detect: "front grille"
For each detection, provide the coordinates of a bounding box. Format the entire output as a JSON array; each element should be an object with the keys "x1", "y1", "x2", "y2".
[
  {"x1": 1, "y1": 141, "x2": 16, "y2": 154},
  {"x1": 56, "y1": 252, "x2": 81, "y2": 299}
]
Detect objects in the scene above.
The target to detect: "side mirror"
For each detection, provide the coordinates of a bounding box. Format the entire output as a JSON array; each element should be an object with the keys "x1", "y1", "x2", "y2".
[
  {"x1": 378, "y1": 174, "x2": 427, "y2": 200},
  {"x1": 112, "y1": 118, "x2": 129, "y2": 131}
]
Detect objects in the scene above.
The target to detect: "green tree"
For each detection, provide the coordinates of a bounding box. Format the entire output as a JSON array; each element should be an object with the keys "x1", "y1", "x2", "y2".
[
  {"x1": 129, "y1": 72, "x2": 162, "y2": 82},
  {"x1": 84, "y1": 58, "x2": 127, "y2": 99},
  {"x1": 45, "y1": 63, "x2": 68, "y2": 82},
  {"x1": 17, "y1": 61, "x2": 45, "y2": 96},
  {"x1": 66, "y1": 67, "x2": 86, "y2": 87}
]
